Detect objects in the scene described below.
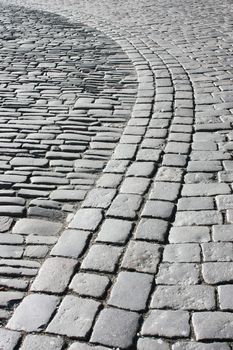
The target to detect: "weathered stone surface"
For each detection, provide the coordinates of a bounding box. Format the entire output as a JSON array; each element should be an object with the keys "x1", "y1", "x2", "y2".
[
  {"x1": 51, "y1": 230, "x2": 90, "y2": 258},
  {"x1": 218, "y1": 285, "x2": 233, "y2": 310},
  {"x1": 96, "y1": 218, "x2": 133, "y2": 244},
  {"x1": 69, "y1": 208, "x2": 103, "y2": 231},
  {"x1": 20, "y1": 334, "x2": 64, "y2": 350},
  {"x1": 70, "y1": 273, "x2": 110, "y2": 298},
  {"x1": 134, "y1": 218, "x2": 168, "y2": 242},
  {"x1": 0, "y1": 329, "x2": 21, "y2": 350},
  {"x1": 137, "y1": 338, "x2": 170, "y2": 350},
  {"x1": 13, "y1": 219, "x2": 62, "y2": 236},
  {"x1": 172, "y1": 342, "x2": 230, "y2": 350}
]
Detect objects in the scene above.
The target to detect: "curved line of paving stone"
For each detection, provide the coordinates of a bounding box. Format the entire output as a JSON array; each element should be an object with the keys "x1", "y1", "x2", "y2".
[{"x1": 1, "y1": 0, "x2": 233, "y2": 349}]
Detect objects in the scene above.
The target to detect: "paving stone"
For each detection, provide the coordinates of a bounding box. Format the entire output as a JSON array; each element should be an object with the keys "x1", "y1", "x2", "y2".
[
  {"x1": 0, "y1": 291, "x2": 24, "y2": 307},
  {"x1": 182, "y1": 183, "x2": 230, "y2": 197},
  {"x1": 50, "y1": 189, "x2": 86, "y2": 201},
  {"x1": 126, "y1": 161, "x2": 155, "y2": 177},
  {"x1": 13, "y1": 218, "x2": 62, "y2": 236},
  {"x1": 213, "y1": 225, "x2": 233, "y2": 241},
  {"x1": 47, "y1": 296, "x2": 100, "y2": 338},
  {"x1": 69, "y1": 272, "x2": 110, "y2": 298},
  {"x1": 169, "y1": 226, "x2": 210, "y2": 243},
  {"x1": 142, "y1": 200, "x2": 174, "y2": 219},
  {"x1": 68, "y1": 343, "x2": 109, "y2": 350},
  {"x1": 20, "y1": 334, "x2": 64, "y2": 350},
  {"x1": 0, "y1": 245, "x2": 23, "y2": 258},
  {"x1": 156, "y1": 263, "x2": 200, "y2": 285},
  {"x1": 96, "y1": 218, "x2": 133, "y2": 244},
  {"x1": 151, "y1": 285, "x2": 215, "y2": 310},
  {"x1": 51, "y1": 230, "x2": 90, "y2": 258},
  {"x1": 10, "y1": 157, "x2": 48, "y2": 167},
  {"x1": 134, "y1": 218, "x2": 168, "y2": 242},
  {"x1": 163, "y1": 243, "x2": 201, "y2": 262},
  {"x1": 91, "y1": 307, "x2": 139, "y2": 349},
  {"x1": 137, "y1": 338, "x2": 170, "y2": 350},
  {"x1": 31, "y1": 257, "x2": 77, "y2": 293},
  {"x1": 120, "y1": 177, "x2": 150, "y2": 195},
  {"x1": 187, "y1": 160, "x2": 222, "y2": 172},
  {"x1": 96, "y1": 173, "x2": 122, "y2": 188},
  {"x1": 113, "y1": 144, "x2": 137, "y2": 160},
  {"x1": 106, "y1": 193, "x2": 142, "y2": 219},
  {"x1": 202, "y1": 262, "x2": 233, "y2": 284},
  {"x1": 24, "y1": 245, "x2": 49, "y2": 258},
  {"x1": 82, "y1": 188, "x2": 116, "y2": 208},
  {"x1": 218, "y1": 285, "x2": 233, "y2": 310},
  {"x1": 150, "y1": 182, "x2": 180, "y2": 201},
  {"x1": 69, "y1": 208, "x2": 103, "y2": 231},
  {"x1": 202, "y1": 242, "x2": 233, "y2": 261},
  {"x1": 142, "y1": 310, "x2": 190, "y2": 338},
  {"x1": 156, "y1": 167, "x2": 183, "y2": 182},
  {"x1": 7, "y1": 294, "x2": 60, "y2": 332},
  {"x1": 178, "y1": 197, "x2": 214, "y2": 210},
  {"x1": 81, "y1": 244, "x2": 122, "y2": 272},
  {"x1": 172, "y1": 342, "x2": 231, "y2": 350},
  {"x1": 192, "y1": 312, "x2": 233, "y2": 340},
  {"x1": 0, "y1": 329, "x2": 21, "y2": 350},
  {"x1": 174, "y1": 210, "x2": 222, "y2": 226},
  {"x1": 0, "y1": 216, "x2": 13, "y2": 232},
  {"x1": 122, "y1": 241, "x2": 161, "y2": 273},
  {"x1": 108, "y1": 271, "x2": 153, "y2": 311}
]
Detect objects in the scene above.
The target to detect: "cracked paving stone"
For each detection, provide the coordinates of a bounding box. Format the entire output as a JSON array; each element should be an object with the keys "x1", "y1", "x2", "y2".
[
  {"x1": 142, "y1": 310, "x2": 190, "y2": 338},
  {"x1": 51, "y1": 230, "x2": 90, "y2": 258},
  {"x1": 69, "y1": 272, "x2": 110, "y2": 298},
  {"x1": 137, "y1": 338, "x2": 170, "y2": 350},
  {"x1": 20, "y1": 334, "x2": 64, "y2": 350},
  {"x1": 46, "y1": 296, "x2": 100, "y2": 338},
  {"x1": 91, "y1": 307, "x2": 139, "y2": 349},
  {"x1": 0, "y1": 329, "x2": 21, "y2": 350},
  {"x1": 96, "y1": 218, "x2": 133, "y2": 244},
  {"x1": 31, "y1": 257, "x2": 77, "y2": 294},
  {"x1": 81, "y1": 244, "x2": 122, "y2": 272},
  {"x1": 7, "y1": 294, "x2": 60, "y2": 332},
  {"x1": 108, "y1": 271, "x2": 153, "y2": 311},
  {"x1": 192, "y1": 312, "x2": 233, "y2": 340},
  {"x1": 12, "y1": 218, "x2": 62, "y2": 236},
  {"x1": 151, "y1": 285, "x2": 215, "y2": 310},
  {"x1": 69, "y1": 208, "x2": 103, "y2": 231},
  {"x1": 121, "y1": 241, "x2": 161, "y2": 273}
]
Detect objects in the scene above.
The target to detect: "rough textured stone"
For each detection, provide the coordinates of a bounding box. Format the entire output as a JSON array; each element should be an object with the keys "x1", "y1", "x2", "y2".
[
  {"x1": 137, "y1": 338, "x2": 170, "y2": 350},
  {"x1": 218, "y1": 285, "x2": 233, "y2": 310},
  {"x1": 13, "y1": 219, "x2": 62, "y2": 236},
  {"x1": 20, "y1": 334, "x2": 64, "y2": 350},
  {"x1": 69, "y1": 273, "x2": 110, "y2": 298},
  {"x1": 51, "y1": 230, "x2": 90, "y2": 258},
  {"x1": 172, "y1": 342, "x2": 230, "y2": 350},
  {"x1": 96, "y1": 218, "x2": 133, "y2": 244},
  {"x1": 134, "y1": 218, "x2": 168, "y2": 242},
  {"x1": 69, "y1": 208, "x2": 103, "y2": 231},
  {"x1": 0, "y1": 329, "x2": 21, "y2": 350}
]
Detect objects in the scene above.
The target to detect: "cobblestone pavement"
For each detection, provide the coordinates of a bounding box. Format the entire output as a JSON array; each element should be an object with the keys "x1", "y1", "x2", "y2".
[{"x1": 0, "y1": 0, "x2": 233, "y2": 348}]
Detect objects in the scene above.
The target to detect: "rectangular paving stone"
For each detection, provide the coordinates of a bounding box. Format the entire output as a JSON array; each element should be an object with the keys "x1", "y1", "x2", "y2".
[
  {"x1": 108, "y1": 271, "x2": 153, "y2": 311},
  {"x1": 187, "y1": 160, "x2": 222, "y2": 172},
  {"x1": 0, "y1": 329, "x2": 21, "y2": 350},
  {"x1": 163, "y1": 244, "x2": 201, "y2": 262},
  {"x1": 213, "y1": 225, "x2": 233, "y2": 241},
  {"x1": 156, "y1": 167, "x2": 183, "y2": 182},
  {"x1": 174, "y1": 210, "x2": 222, "y2": 226},
  {"x1": 216, "y1": 194, "x2": 233, "y2": 210},
  {"x1": 142, "y1": 310, "x2": 190, "y2": 338},
  {"x1": 0, "y1": 245, "x2": 23, "y2": 258},
  {"x1": 169, "y1": 226, "x2": 210, "y2": 243},
  {"x1": 192, "y1": 312, "x2": 233, "y2": 340},
  {"x1": 218, "y1": 285, "x2": 233, "y2": 310},
  {"x1": 20, "y1": 334, "x2": 64, "y2": 350},
  {"x1": 31, "y1": 257, "x2": 77, "y2": 294},
  {"x1": 47, "y1": 296, "x2": 100, "y2": 338},
  {"x1": 68, "y1": 343, "x2": 109, "y2": 350},
  {"x1": 134, "y1": 218, "x2": 168, "y2": 242},
  {"x1": 137, "y1": 338, "x2": 169, "y2": 350},
  {"x1": 121, "y1": 241, "x2": 161, "y2": 273},
  {"x1": 81, "y1": 244, "x2": 122, "y2": 273},
  {"x1": 182, "y1": 183, "x2": 230, "y2": 197},
  {"x1": 149, "y1": 182, "x2": 180, "y2": 201},
  {"x1": 172, "y1": 342, "x2": 231, "y2": 350},
  {"x1": 96, "y1": 219, "x2": 133, "y2": 244},
  {"x1": 202, "y1": 262, "x2": 233, "y2": 284},
  {"x1": 0, "y1": 291, "x2": 24, "y2": 307},
  {"x1": 156, "y1": 263, "x2": 200, "y2": 285},
  {"x1": 82, "y1": 188, "x2": 116, "y2": 209},
  {"x1": 120, "y1": 177, "x2": 150, "y2": 195},
  {"x1": 12, "y1": 218, "x2": 62, "y2": 236},
  {"x1": 91, "y1": 307, "x2": 139, "y2": 349},
  {"x1": 113, "y1": 144, "x2": 137, "y2": 160},
  {"x1": 7, "y1": 294, "x2": 60, "y2": 332},
  {"x1": 69, "y1": 208, "x2": 103, "y2": 231},
  {"x1": 106, "y1": 193, "x2": 142, "y2": 219},
  {"x1": 151, "y1": 285, "x2": 215, "y2": 310},
  {"x1": 51, "y1": 230, "x2": 90, "y2": 258},
  {"x1": 69, "y1": 273, "x2": 110, "y2": 299},
  {"x1": 142, "y1": 200, "x2": 174, "y2": 220},
  {"x1": 202, "y1": 242, "x2": 233, "y2": 261},
  {"x1": 177, "y1": 197, "x2": 214, "y2": 211}
]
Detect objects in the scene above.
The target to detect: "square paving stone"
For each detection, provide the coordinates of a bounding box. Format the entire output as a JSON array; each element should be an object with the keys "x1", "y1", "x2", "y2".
[
  {"x1": 91, "y1": 307, "x2": 139, "y2": 349},
  {"x1": 212, "y1": 225, "x2": 233, "y2": 242},
  {"x1": 134, "y1": 218, "x2": 168, "y2": 242},
  {"x1": 151, "y1": 285, "x2": 215, "y2": 310},
  {"x1": 68, "y1": 343, "x2": 109, "y2": 350},
  {"x1": 126, "y1": 162, "x2": 156, "y2": 177},
  {"x1": 12, "y1": 218, "x2": 62, "y2": 236},
  {"x1": 141, "y1": 310, "x2": 190, "y2": 338},
  {"x1": 120, "y1": 177, "x2": 150, "y2": 195},
  {"x1": 31, "y1": 257, "x2": 77, "y2": 294},
  {"x1": 169, "y1": 226, "x2": 210, "y2": 243},
  {"x1": 51, "y1": 230, "x2": 90, "y2": 258},
  {"x1": 82, "y1": 189, "x2": 116, "y2": 209},
  {"x1": 122, "y1": 240, "x2": 161, "y2": 273},
  {"x1": 137, "y1": 338, "x2": 169, "y2": 350},
  {"x1": 192, "y1": 312, "x2": 233, "y2": 340},
  {"x1": 218, "y1": 285, "x2": 233, "y2": 310},
  {"x1": 0, "y1": 329, "x2": 21, "y2": 350},
  {"x1": 7, "y1": 294, "x2": 60, "y2": 332},
  {"x1": 108, "y1": 271, "x2": 153, "y2": 311},
  {"x1": 69, "y1": 272, "x2": 110, "y2": 298},
  {"x1": 156, "y1": 167, "x2": 183, "y2": 182},
  {"x1": 142, "y1": 200, "x2": 174, "y2": 219},
  {"x1": 47, "y1": 296, "x2": 100, "y2": 338},
  {"x1": 201, "y1": 242, "x2": 233, "y2": 261},
  {"x1": 69, "y1": 208, "x2": 103, "y2": 231},
  {"x1": 106, "y1": 193, "x2": 142, "y2": 219},
  {"x1": 156, "y1": 263, "x2": 200, "y2": 285},
  {"x1": 163, "y1": 244, "x2": 201, "y2": 262},
  {"x1": 96, "y1": 219, "x2": 133, "y2": 244},
  {"x1": 81, "y1": 244, "x2": 122, "y2": 273},
  {"x1": 149, "y1": 182, "x2": 180, "y2": 201},
  {"x1": 20, "y1": 334, "x2": 64, "y2": 350},
  {"x1": 172, "y1": 342, "x2": 231, "y2": 350}
]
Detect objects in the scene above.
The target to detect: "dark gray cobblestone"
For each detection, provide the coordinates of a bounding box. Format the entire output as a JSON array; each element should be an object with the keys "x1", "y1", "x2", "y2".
[{"x1": 1, "y1": 0, "x2": 233, "y2": 348}]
